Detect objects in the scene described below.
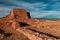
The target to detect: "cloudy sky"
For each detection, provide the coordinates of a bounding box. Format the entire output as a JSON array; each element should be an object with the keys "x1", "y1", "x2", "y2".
[{"x1": 0, "y1": 0, "x2": 60, "y2": 18}]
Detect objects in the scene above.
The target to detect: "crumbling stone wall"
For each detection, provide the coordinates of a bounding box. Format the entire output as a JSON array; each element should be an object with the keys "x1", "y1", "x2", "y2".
[
  {"x1": 11, "y1": 8, "x2": 29, "y2": 19},
  {"x1": 0, "y1": 8, "x2": 60, "y2": 40}
]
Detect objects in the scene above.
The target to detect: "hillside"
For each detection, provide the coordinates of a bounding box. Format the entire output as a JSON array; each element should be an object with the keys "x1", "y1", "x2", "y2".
[{"x1": 0, "y1": 8, "x2": 60, "y2": 40}]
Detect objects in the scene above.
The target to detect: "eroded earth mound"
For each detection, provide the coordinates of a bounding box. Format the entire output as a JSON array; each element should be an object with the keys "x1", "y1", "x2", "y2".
[{"x1": 0, "y1": 8, "x2": 60, "y2": 40}]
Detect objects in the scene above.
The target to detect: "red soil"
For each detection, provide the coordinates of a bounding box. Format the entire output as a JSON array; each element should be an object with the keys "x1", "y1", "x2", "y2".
[{"x1": 0, "y1": 8, "x2": 60, "y2": 40}]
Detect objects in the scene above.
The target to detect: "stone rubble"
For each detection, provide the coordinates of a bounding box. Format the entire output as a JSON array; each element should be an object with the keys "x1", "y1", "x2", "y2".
[{"x1": 0, "y1": 8, "x2": 60, "y2": 40}]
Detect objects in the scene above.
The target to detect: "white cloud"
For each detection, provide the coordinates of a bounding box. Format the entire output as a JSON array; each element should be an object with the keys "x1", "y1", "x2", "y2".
[
  {"x1": 0, "y1": 6, "x2": 12, "y2": 17},
  {"x1": 6, "y1": 1, "x2": 48, "y2": 11},
  {"x1": 30, "y1": 11, "x2": 60, "y2": 18},
  {"x1": 0, "y1": 0, "x2": 60, "y2": 18}
]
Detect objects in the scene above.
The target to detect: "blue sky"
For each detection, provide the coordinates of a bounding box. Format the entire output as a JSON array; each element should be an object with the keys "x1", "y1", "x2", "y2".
[{"x1": 0, "y1": 0, "x2": 60, "y2": 18}]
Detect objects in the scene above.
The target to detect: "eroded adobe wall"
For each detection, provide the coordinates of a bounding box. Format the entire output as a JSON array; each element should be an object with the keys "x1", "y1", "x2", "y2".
[
  {"x1": 11, "y1": 8, "x2": 30, "y2": 19},
  {"x1": 1, "y1": 8, "x2": 60, "y2": 38},
  {"x1": 0, "y1": 8, "x2": 31, "y2": 21}
]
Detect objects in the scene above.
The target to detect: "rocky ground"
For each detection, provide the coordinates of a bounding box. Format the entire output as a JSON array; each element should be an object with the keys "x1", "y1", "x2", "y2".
[{"x1": 0, "y1": 8, "x2": 60, "y2": 40}]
